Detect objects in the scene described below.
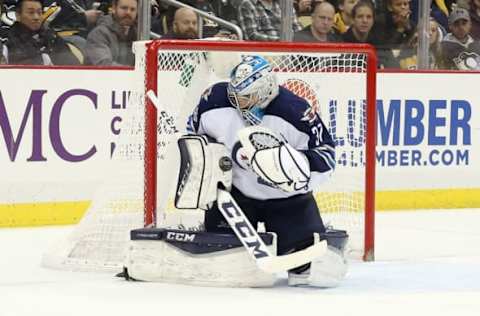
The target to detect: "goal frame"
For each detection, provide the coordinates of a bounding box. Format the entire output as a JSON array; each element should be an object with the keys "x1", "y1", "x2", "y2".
[{"x1": 143, "y1": 40, "x2": 377, "y2": 261}]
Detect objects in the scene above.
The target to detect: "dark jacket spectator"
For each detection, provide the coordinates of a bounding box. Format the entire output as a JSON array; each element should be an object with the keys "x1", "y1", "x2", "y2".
[
  {"x1": 43, "y1": 0, "x2": 103, "y2": 37},
  {"x1": 85, "y1": 0, "x2": 137, "y2": 66},
  {"x1": 6, "y1": 0, "x2": 79, "y2": 65},
  {"x1": 151, "y1": 1, "x2": 171, "y2": 36},
  {"x1": 153, "y1": 0, "x2": 237, "y2": 37},
  {"x1": 185, "y1": 0, "x2": 238, "y2": 37},
  {"x1": 376, "y1": 0, "x2": 416, "y2": 49},
  {"x1": 410, "y1": 0, "x2": 449, "y2": 31}
]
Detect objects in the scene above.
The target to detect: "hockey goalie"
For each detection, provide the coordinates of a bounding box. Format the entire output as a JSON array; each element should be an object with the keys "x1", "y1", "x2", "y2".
[{"x1": 123, "y1": 55, "x2": 348, "y2": 288}]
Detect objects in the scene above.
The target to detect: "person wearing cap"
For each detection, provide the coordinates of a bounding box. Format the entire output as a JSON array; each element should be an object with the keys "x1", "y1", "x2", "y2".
[{"x1": 440, "y1": 7, "x2": 480, "y2": 70}]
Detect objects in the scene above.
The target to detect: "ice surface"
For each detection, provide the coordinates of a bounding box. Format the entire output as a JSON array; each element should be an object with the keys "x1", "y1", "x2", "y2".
[{"x1": 1, "y1": 209, "x2": 479, "y2": 316}]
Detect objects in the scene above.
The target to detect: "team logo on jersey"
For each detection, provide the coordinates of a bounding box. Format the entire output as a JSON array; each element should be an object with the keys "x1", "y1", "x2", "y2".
[
  {"x1": 454, "y1": 51, "x2": 480, "y2": 70},
  {"x1": 232, "y1": 141, "x2": 250, "y2": 170},
  {"x1": 301, "y1": 105, "x2": 318, "y2": 125}
]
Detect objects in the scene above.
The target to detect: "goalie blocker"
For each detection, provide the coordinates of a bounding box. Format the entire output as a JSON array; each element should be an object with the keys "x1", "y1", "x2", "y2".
[{"x1": 123, "y1": 134, "x2": 348, "y2": 287}]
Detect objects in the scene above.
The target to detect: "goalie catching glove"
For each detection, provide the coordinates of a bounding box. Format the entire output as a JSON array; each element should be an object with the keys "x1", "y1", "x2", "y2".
[{"x1": 237, "y1": 126, "x2": 310, "y2": 193}]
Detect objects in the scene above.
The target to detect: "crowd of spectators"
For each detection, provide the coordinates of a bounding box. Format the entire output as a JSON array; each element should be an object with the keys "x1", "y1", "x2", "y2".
[{"x1": 1, "y1": 0, "x2": 480, "y2": 70}]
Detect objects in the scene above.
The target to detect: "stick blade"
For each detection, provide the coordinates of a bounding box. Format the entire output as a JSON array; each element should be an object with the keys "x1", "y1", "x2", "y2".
[{"x1": 257, "y1": 241, "x2": 328, "y2": 273}]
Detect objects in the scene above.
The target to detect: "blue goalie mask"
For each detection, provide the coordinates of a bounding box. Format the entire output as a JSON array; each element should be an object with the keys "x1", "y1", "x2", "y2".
[{"x1": 227, "y1": 56, "x2": 279, "y2": 125}]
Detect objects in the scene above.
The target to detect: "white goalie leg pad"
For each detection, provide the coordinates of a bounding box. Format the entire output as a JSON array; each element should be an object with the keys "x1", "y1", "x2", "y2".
[
  {"x1": 288, "y1": 246, "x2": 348, "y2": 288},
  {"x1": 237, "y1": 126, "x2": 310, "y2": 192},
  {"x1": 125, "y1": 240, "x2": 276, "y2": 288}
]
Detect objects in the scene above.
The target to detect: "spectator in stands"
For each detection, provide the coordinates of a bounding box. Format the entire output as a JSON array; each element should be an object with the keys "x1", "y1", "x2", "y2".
[
  {"x1": 162, "y1": 7, "x2": 198, "y2": 39},
  {"x1": 441, "y1": 7, "x2": 480, "y2": 70},
  {"x1": 7, "y1": 0, "x2": 80, "y2": 65},
  {"x1": 377, "y1": 0, "x2": 415, "y2": 49},
  {"x1": 333, "y1": 0, "x2": 358, "y2": 34},
  {"x1": 469, "y1": 0, "x2": 480, "y2": 40},
  {"x1": 153, "y1": 0, "x2": 238, "y2": 38},
  {"x1": 151, "y1": 3, "x2": 173, "y2": 36},
  {"x1": 42, "y1": 0, "x2": 103, "y2": 40},
  {"x1": 396, "y1": 18, "x2": 443, "y2": 69},
  {"x1": 410, "y1": 0, "x2": 450, "y2": 31},
  {"x1": 85, "y1": 0, "x2": 137, "y2": 66},
  {"x1": 294, "y1": 1, "x2": 342, "y2": 42},
  {"x1": 343, "y1": 0, "x2": 398, "y2": 68},
  {"x1": 295, "y1": 0, "x2": 314, "y2": 27},
  {"x1": 237, "y1": 0, "x2": 302, "y2": 41},
  {"x1": 342, "y1": 0, "x2": 378, "y2": 43},
  {"x1": 186, "y1": 0, "x2": 238, "y2": 38}
]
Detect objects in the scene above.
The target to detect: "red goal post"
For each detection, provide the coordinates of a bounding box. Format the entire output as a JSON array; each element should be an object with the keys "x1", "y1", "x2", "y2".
[
  {"x1": 142, "y1": 40, "x2": 376, "y2": 261},
  {"x1": 41, "y1": 40, "x2": 376, "y2": 272}
]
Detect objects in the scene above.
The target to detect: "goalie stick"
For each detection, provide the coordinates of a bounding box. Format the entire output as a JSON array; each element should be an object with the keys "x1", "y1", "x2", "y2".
[
  {"x1": 216, "y1": 187, "x2": 327, "y2": 273},
  {"x1": 146, "y1": 90, "x2": 327, "y2": 273}
]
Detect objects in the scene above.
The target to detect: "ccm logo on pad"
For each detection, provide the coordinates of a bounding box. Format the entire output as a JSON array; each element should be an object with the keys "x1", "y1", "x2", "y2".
[{"x1": 166, "y1": 232, "x2": 196, "y2": 242}]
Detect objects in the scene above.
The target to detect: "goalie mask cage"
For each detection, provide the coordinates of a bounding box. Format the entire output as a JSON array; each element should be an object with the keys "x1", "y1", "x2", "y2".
[{"x1": 42, "y1": 40, "x2": 376, "y2": 272}]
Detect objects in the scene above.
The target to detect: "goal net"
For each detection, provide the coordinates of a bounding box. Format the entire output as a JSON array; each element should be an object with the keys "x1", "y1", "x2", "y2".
[{"x1": 42, "y1": 40, "x2": 376, "y2": 272}]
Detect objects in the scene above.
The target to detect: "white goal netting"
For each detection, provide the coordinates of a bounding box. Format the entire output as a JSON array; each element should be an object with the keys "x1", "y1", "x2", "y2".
[{"x1": 42, "y1": 40, "x2": 375, "y2": 272}]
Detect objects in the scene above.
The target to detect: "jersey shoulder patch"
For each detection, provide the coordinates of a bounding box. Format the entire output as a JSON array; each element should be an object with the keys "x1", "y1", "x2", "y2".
[
  {"x1": 198, "y1": 82, "x2": 232, "y2": 111},
  {"x1": 188, "y1": 82, "x2": 233, "y2": 133},
  {"x1": 201, "y1": 86, "x2": 213, "y2": 102}
]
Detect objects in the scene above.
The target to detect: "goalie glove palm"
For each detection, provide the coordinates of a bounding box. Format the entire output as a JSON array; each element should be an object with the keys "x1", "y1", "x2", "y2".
[{"x1": 238, "y1": 126, "x2": 311, "y2": 193}]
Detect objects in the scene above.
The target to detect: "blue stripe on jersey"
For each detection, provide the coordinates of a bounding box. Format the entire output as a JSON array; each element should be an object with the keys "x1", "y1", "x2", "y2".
[{"x1": 311, "y1": 145, "x2": 336, "y2": 171}]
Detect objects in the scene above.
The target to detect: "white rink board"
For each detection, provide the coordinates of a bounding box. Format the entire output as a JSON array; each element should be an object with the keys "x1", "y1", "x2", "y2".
[
  {"x1": 377, "y1": 72, "x2": 478, "y2": 190},
  {"x1": 0, "y1": 68, "x2": 479, "y2": 206},
  {"x1": 0, "y1": 68, "x2": 133, "y2": 203}
]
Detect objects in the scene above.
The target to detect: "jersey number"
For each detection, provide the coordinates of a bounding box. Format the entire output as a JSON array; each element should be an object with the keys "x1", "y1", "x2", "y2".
[{"x1": 311, "y1": 123, "x2": 323, "y2": 146}]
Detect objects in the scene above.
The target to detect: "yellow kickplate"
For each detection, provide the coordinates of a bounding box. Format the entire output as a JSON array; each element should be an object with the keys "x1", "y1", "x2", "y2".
[{"x1": 0, "y1": 201, "x2": 90, "y2": 227}]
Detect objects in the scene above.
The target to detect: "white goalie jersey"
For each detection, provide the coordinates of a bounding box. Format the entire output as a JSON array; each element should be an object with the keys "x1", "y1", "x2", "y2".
[{"x1": 188, "y1": 82, "x2": 336, "y2": 200}]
